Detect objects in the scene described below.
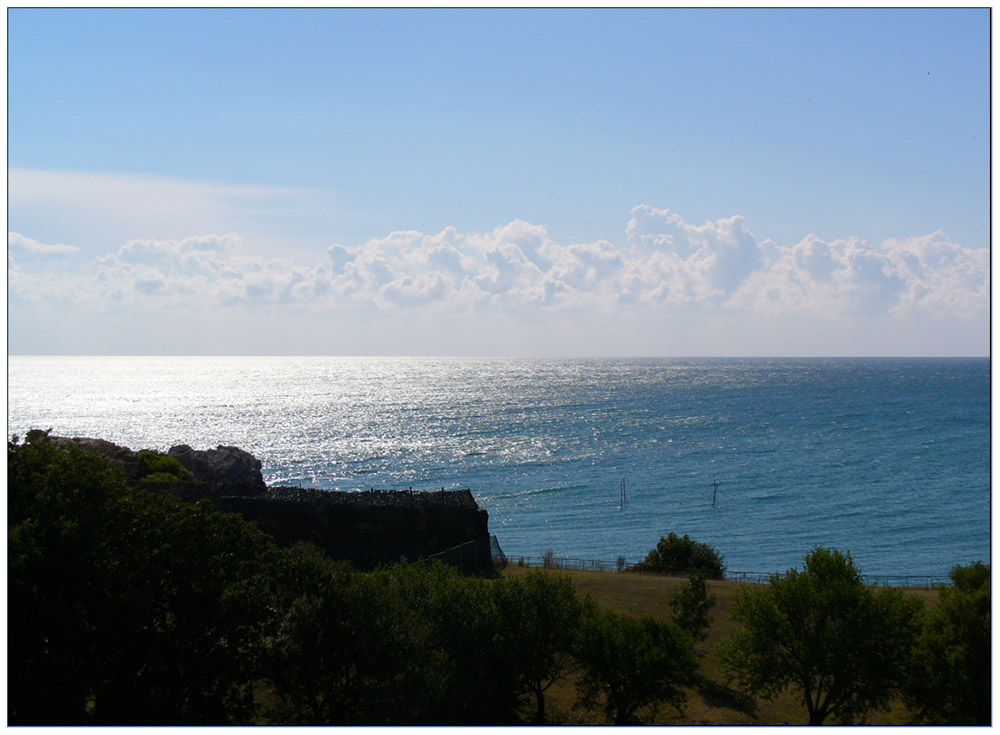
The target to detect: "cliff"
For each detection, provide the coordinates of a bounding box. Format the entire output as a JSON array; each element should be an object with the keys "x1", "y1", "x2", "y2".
[{"x1": 50, "y1": 436, "x2": 494, "y2": 573}]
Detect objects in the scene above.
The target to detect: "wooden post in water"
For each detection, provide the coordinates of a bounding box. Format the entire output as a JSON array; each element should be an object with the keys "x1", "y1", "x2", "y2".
[
  {"x1": 712, "y1": 480, "x2": 718, "y2": 507},
  {"x1": 619, "y1": 478, "x2": 626, "y2": 509}
]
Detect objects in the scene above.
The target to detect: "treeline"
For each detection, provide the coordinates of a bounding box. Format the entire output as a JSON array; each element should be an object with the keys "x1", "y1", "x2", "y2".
[{"x1": 8, "y1": 432, "x2": 990, "y2": 725}]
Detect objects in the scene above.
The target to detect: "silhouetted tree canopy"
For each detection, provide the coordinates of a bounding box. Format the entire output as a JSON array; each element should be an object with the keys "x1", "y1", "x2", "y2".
[
  {"x1": 9, "y1": 430, "x2": 275, "y2": 725},
  {"x1": 906, "y1": 561, "x2": 991, "y2": 725},
  {"x1": 575, "y1": 608, "x2": 698, "y2": 724}
]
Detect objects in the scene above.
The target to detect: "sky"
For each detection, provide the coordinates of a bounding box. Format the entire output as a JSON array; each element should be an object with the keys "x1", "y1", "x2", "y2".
[{"x1": 6, "y1": 7, "x2": 991, "y2": 356}]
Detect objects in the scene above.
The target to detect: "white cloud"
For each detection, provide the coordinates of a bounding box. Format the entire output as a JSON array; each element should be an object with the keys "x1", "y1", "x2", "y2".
[
  {"x1": 8, "y1": 232, "x2": 80, "y2": 255},
  {"x1": 729, "y1": 229, "x2": 989, "y2": 320},
  {"x1": 7, "y1": 208, "x2": 989, "y2": 348},
  {"x1": 7, "y1": 169, "x2": 342, "y2": 261}
]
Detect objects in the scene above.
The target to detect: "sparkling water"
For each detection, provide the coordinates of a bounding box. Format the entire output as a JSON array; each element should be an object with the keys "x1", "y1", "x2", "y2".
[{"x1": 7, "y1": 356, "x2": 989, "y2": 577}]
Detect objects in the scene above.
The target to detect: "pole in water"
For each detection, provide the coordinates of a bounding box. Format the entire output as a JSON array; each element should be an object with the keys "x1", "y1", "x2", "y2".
[
  {"x1": 712, "y1": 481, "x2": 718, "y2": 507},
  {"x1": 620, "y1": 478, "x2": 626, "y2": 509}
]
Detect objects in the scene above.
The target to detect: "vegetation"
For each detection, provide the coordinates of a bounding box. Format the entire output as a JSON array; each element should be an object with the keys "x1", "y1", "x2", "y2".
[
  {"x1": 631, "y1": 532, "x2": 726, "y2": 579},
  {"x1": 906, "y1": 561, "x2": 991, "y2": 725},
  {"x1": 575, "y1": 609, "x2": 698, "y2": 724},
  {"x1": 137, "y1": 449, "x2": 192, "y2": 482},
  {"x1": 717, "y1": 547, "x2": 924, "y2": 725},
  {"x1": 499, "y1": 570, "x2": 590, "y2": 723},
  {"x1": 9, "y1": 430, "x2": 274, "y2": 725},
  {"x1": 8, "y1": 433, "x2": 990, "y2": 726},
  {"x1": 670, "y1": 570, "x2": 716, "y2": 642}
]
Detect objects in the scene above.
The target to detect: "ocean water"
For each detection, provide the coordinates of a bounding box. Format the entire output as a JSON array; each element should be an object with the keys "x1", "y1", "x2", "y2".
[{"x1": 7, "y1": 356, "x2": 990, "y2": 577}]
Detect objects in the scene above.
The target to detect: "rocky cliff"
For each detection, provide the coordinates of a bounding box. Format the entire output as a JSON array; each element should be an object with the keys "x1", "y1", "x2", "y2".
[{"x1": 49, "y1": 436, "x2": 493, "y2": 573}]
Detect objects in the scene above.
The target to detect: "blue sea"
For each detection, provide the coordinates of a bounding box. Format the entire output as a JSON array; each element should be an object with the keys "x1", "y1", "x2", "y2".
[{"x1": 6, "y1": 356, "x2": 990, "y2": 577}]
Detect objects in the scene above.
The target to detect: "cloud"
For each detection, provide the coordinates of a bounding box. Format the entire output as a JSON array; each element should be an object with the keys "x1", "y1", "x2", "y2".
[
  {"x1": 7, "y1": 169, "x2": 342, "y2": 261},
  {"x1": 8, "y1": 231, "x2": 80, "y2": 255},
  {"x1": 729, "y1": 229, "x2": 988, "y2": 319},
  {"x1": 75, "y1": 234, "x2": 329, "y2": 308},
  {"x1": 622, "y1": 205, "x2": 766, "y2": 305},
  {"x1": 8, "y1": 208, "x2": 989, "y2": 329}
]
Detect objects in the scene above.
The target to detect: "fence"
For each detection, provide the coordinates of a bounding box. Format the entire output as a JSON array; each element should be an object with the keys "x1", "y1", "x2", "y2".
[
  {"x1": 509, "y1": 554, "x2": 952, "y2": 589},
  {"x1": 419, "y1": 535, "x2": 507, "y2": 575}
]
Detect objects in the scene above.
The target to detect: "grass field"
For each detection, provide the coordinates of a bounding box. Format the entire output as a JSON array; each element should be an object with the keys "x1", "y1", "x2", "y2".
[{"x1": 501, "y1": 565, "x2": 939, "y2": 726}]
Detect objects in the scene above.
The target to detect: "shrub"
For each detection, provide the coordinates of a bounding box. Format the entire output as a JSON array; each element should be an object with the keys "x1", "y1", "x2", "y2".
[
  {"x1": 632, "y1": 533, "x2": 725, "y2": 579},
  {"x1": 138, "y1": 450, "x2": 191, "y2": 482}
]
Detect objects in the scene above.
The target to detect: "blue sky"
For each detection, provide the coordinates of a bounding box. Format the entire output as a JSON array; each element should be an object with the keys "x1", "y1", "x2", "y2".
[{"x1": 7, "y1": 7, "x2": 991, "y2": 356}]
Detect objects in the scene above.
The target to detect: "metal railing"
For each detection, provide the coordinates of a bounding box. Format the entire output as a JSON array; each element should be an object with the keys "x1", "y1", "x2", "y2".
[
  {"x1": 419, "y1": 535, "x2": 506, "y2": 574},
  {"x1": 507, "y1": 554, "x2": 952, "y2": 589}
]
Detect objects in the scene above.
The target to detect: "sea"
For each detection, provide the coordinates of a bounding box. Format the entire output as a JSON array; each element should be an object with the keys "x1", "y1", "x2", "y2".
[{"x1": 6, "y1": 356, "x2": 991, "y2": 578}]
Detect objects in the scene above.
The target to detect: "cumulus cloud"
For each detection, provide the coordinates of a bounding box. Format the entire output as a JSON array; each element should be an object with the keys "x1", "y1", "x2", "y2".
[
  {"x1": 7, "y1": 208, "x2": 989, "y2": 327},
  {"x1": 40, "y1": 233, "x2": 333, "y2": 309}
]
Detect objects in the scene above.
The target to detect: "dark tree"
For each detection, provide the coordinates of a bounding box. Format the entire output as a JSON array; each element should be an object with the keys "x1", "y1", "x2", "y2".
[
  {"x1": 499, "y1": 571, "x2": 590, "y2": 723},
  {"x1": 633, "y1": 532, "x2": 725, "y2": 579},
  {"x1": 575, "y1": 609, "x2": 698, "y2": 724},
  {"x1": 266, "y1": 550, "x2": 449, "y2": 725},
  {"x1": 718, "y1": 547, "x2": 923, "y2": 725},
  {"x1": 9, "y1": 430, "x2": 277, "y2": 725},
  {"x1": 906, "y1": 561, "x2": 990, "y2": 725},
  {"x1": 670, "y1": 571, "x2": 715, "y2": 642},
  {"x1": 9, "y1": 430, "x2": 126, "y2": 724}
]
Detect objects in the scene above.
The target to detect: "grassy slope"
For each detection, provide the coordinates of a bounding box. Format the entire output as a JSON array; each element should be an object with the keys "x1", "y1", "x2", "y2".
[{"x1": 502, "y1": 565, "x2": 939, "y2": 726}]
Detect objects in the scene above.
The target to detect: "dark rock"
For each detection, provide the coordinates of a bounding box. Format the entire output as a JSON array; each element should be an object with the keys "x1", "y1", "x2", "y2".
[
  {"x1": 43, "y1": 435, "x2": 494, "y2": 573},
  {"x1": 167, "y1": 444, "x2": 265, "y2": 488}
]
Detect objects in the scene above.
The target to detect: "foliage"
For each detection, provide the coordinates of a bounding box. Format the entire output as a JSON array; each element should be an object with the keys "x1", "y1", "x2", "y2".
[
  {"x1": 632, "y1": 532, "x2": 725, "y2": 579},
  {"x1": 427, "y1": 567, "x2": 525, "y2": 723},
  {"x1": 499, "y1": 571, "x2": 592, "y2": 723},
  {"x1": 670, "y1": 571, "x2": 716, "y2": 642},
  {"x1": 906, "y1": 561, "x2": 991, "y2": 725},
  {"x1": 717, "y1": 547, "x2": 923, "y2": 725},
  {"x1": 9, "y1": 429, "x2": 130, "y2": 724},
  {"x1": 574, "y1": 608, "x2": 698, "y2": 724},
  {"x1": 265, "y1": 549, "x2": 451, "y2": 725},
  {"x1": 137, "y1": 449, "x2": 191, "y2": 482},
  {"x1": 8, "y1": 431, "x2": 276, "y2": 725},
  {"x1": 24, "y1": 429, "x2": 978, "y2": 726}
]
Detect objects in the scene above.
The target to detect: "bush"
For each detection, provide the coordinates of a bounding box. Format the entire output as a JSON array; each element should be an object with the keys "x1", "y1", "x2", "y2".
[
  {"x1": 632, "y1": 533, "x2": 725, "y2": 579},
  {"x1": 138, "y1": 449, "x2": 191, "y2": 482}
]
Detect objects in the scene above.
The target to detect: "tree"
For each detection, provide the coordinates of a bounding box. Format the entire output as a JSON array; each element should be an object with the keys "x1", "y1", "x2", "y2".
[
  {"x1": 718, "y1": 547, "x2": 923, "y2": 725},
  {"x1": 632, "y1": 533, "x2": 725, "y2": 579},
  {"x1": 670, "y1": 571, "x2": 715, "y2": 643},
  {"x1": 426, "y1": 569, "x2": 524, "y2": 724},
  {"x1": 906, "y1": 561, "x2": 990, "y2": 725},
  {"x1": 499, "y1": 571, "x2": 590, "y2": 723},
  {"x1": 94, "y1": 496, "x2": 276, "y2": 724},
  {"x1": 575, "y1": 609, "x2": 698, "y2": 724},
  {"x1": 9, "y1": 430, "x2": 278, "y2": 725},
  {"x1": 9, "y1": 430, "x2": 128, "y2": 724}
]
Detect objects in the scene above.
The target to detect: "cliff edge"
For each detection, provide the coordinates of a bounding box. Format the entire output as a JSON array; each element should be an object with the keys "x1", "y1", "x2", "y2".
[{"x1": 48, "y1": 436, "x2": 493, "y2": 573}]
